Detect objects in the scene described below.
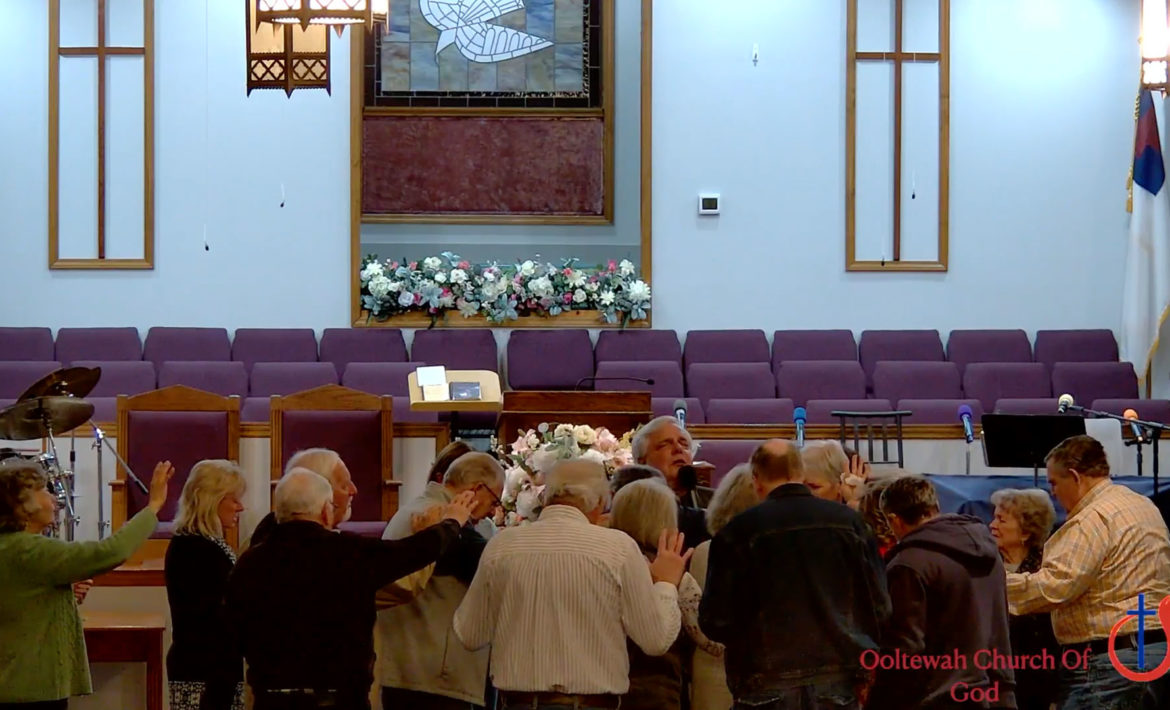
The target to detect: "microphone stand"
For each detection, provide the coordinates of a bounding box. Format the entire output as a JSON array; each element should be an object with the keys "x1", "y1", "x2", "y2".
[
  {"x1": 1068, "y1": 406, "x2": 1167, "y2": 494},
  {"x1": 92, "y1": 425, "x2": 149, "y2": 540}
]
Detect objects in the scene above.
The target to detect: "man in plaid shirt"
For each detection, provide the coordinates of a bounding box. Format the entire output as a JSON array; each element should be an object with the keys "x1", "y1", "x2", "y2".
[{"x1": 1007, "y1": 435, "x2": 1170, "y2": 709}]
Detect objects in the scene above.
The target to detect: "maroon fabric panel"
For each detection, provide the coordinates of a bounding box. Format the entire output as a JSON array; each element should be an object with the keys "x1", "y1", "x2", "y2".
[
  {"x1": 363, "y1": 116, "x2": 604, "y2": 216},
  {"x1": 280, "y1": 411, "x2": 384, "y2": 522},
  {"x1": 126, "y1": 411, "x2": 230, "y2": 521}
]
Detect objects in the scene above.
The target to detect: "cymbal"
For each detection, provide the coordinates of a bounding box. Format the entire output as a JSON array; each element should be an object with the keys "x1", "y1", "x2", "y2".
[
  {"x1": 0, "y1": 397, "x2": 95, "y2": 441},
  {"x1": 18, "y1": 366, "x2": 102, "y2": 401}
]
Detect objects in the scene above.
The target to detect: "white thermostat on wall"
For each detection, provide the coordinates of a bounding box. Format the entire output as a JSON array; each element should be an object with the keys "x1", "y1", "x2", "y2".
[{"x1": 698, "y1": 193, "x2": 721, "y2": 215}]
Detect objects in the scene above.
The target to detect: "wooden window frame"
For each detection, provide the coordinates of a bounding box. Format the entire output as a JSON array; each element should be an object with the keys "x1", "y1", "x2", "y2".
[
  {"x1": 845, "y1": 0, "x2": 949, "y2": 272},
  {"x1": 48, "y1": 0, "x2": 155, "y2": 270}
]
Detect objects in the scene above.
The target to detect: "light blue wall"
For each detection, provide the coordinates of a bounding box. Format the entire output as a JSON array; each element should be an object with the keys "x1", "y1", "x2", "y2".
[{"x1": 0, "y1": 0, "x2": 1148, "y2": 343}]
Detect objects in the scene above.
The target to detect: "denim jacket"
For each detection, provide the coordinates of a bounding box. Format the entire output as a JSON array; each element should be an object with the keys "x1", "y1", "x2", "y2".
[{"x1": 698, "y1": 483, "x2": 891, "y2": 698}]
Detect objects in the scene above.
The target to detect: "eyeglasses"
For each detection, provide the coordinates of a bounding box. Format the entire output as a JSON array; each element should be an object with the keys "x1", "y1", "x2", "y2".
[{"x1": 477, "y1": 482, "x2": 504, "y2": 509}]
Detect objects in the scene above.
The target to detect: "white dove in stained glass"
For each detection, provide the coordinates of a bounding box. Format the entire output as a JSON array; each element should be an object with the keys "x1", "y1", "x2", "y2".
[{"x1": 420, "y1": 0, "x2": 554, "y2": 63}]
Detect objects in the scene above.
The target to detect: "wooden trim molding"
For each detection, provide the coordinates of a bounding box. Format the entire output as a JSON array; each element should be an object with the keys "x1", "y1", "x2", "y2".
[
  {"x1": 352, "y1": 308, "x2": 650, "y2": 329},
  {"x1": 689, "y1": 423, "x2": 973, "y2": 441},
  {"x1": 48, "y1": 0, "x2": 154, "y2": 270}
]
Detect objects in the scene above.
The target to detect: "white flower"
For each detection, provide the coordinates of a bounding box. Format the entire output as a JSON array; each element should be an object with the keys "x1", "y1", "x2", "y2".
[
  {"x1": 397, "y1": 291, "x2": 416, "y2": 307},
  {"x1": 529, "y1": 276, "x2": 554, "y2": 298},
  {"x1": 450, "y1": 269, "x2": 468, "y2": 284},
  {"x1": 554, "y1": 424, "x2": 575, "y2": 439},
  {"x1": 360, "y1": 262, "x2": 384, "y2": 281},
  {"x1": 531, "y1": 447, "x2": 563, "y2": 475},
  {"x1": 387, "y1": 280, "x2": 402, "y2": 293},
  {"x1": 569, "y1": 270, "x2": 587, "y2": 287},
  {"x1": 434, "y1": 271, "x2": 447, "y2": 284},
  {"x1": 599, "y1": 290, "x2": 616, "y2": 306},
  {"x1": 573, "y1": 288, "x2": 587, "y2": 303},
  {"x1": 573, "y1": 425, "x2": 597, "y2": 446},
  {"x1": 438, "y1": 293, "x2": 455, "y2": 308},
  {"x1": 423, "y1": 256, "x2": 442, "y2": 270},
  {"x1": 619, "y1": 259, "x2": 635, "y2": 276},
  {"x1": 483, "y1": 270, "x2": 497, "y2": 282},
  {"x1": 367, "y1": 275, "x2": 393, "y2": 299},
  {"x1": 586, "y1": 282, "x2": 599, "y2": 293},
  {"x1": 627, "y1": 280, "x2": 651, "y2": 302},
  {"x1": 516, "y1": 486, "x2": 544, "y2": 519},
  {"x1": 520, "y1": 260, "x2": 536, "y2": 277},
  {"x1": 580, "y1": 448, "x2": 606, "y2": 465},
  {"x1": 503, "y1": 466, "x2": 531, "y2": 501},
  {"x1": 457, "y1": 299, "x2": 480, "y2": 317}
]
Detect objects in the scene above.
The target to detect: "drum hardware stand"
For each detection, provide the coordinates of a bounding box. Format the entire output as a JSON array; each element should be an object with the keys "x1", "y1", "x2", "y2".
[{"x1": 92, "y1": 425, "x2": 149, "y2": 540}]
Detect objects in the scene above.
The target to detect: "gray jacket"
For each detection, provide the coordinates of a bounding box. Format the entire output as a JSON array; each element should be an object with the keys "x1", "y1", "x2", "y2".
[{"x1": 375, "y1": 483, "x2": 492, "y2": 704}]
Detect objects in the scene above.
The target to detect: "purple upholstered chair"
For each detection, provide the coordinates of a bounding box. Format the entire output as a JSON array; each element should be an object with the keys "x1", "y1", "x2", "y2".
[
  {"x1": 0, "y1": 361, "x2": 63, "y2": 405},
  {"x1": 651, "y1": 397, "x2": 705, "y2": 424},
  {"x1": 1051, "y1": 362, "x2": 1139, "y2": 406},
  {"x1": 858, "y1": 330, "x2": 945, "y2": 386},
  {"x1": 594, "y1": 330, "x2": 682, "y2": 365},
  {"x1": 271, "y1": 385, "x2": 397, "y2": 537},
  {"x1": 72, "y1": 360, "x2": 157, "y2": 422},
  {"x1": 683, "y1": 330, "x2": 770, "y2": 372},
  {"x1": 945, "y1": 329, "x2": 1032, "y2": 375},
  {"x1": 686, "y1": 362, "x2": 776, "y2": 409},
  {"x1": 706, "y1": 398, "x2": 795, "y2": 424},
  {"x1": 1091, "y1": 399, "x2": 1170, "y2": 425},
  {"x1": 775, "y1": 361, "x2": 867, "y2": 408},
  {"x1": 158, "y1": 361, "x2": 249, "y2": 397},
  {"x1": 772, "y1": 330, "x2": 858, "y2": 364},
  {"x1": 506, "y1": 330, "x2": 594, "y2": 390},
  {"x1": 0, "y1": 328, "x2": 54, "y2": 361},
  {"x1": 243, "y1": 362, "x2": 339, "y2": 422},
  {"x1": 115, "y1": 386, "x2": 240, "y2": 542},
  {"x1": 341, "y1": 362, "x2": 438, "y2": 423},
  {"x1": 231, "y1": 328, "x2": 319, "y2": 373},
  {"x1": 410, "y1": 329, "x2": 499, "y2": 371},
  {"x1": 319, "y1": 328, "x2": 408, "y2": 376},
  {"x1": 55, "y1": 327, "x2": 143, "y2": 364},
  {"x1": 872, "y1": 361, "x2": 962, "y2": 402},
  {"x1": 143, "y1": 327, "x2": 231, "y2": 366},
  {"x1": 1033, "y1": 330, "x2": 1119, "y2": 371},
  {"x1": 805, "y1": 399, "x2": 895, "y2": 424},
  {"x1": 994, "y1": 398, "x2": 1062, "y2": 416},
  {"x1": 694, "y1": 439, "x2": 766, "y2": 487},
  {"x1": 593, "y1": 361, "x2": 684, "y2": 398},
  {"x1": 962, "y1": 363, "x2": 1052, "y2": 412},
  {"x1": 895, "y1": 399, "x2": 985, "y2": 425}
]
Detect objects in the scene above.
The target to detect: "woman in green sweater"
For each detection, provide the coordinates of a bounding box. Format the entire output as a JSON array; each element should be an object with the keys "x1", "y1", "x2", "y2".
[{"x1": 0, "y1": 457, "x2": 173, "y2": 709}]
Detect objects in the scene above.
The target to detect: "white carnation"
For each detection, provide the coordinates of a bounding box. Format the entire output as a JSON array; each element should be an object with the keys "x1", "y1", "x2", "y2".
[
  {"x1": 520, "y1": 260, "x2": 536, "y2": 277},
  {"x1": 368, "y1": 276, "x2": 393, "y2": 299},
  {"x1": 573, "y1": 288, "x2": 587, "y2": 303},
  {"x1": 573, "y1": 425, "x2": 598, "y2": 446},
  {"x1": 569, "y1": 270, "x2": 587, "y2": 287},
  {"x1": 423, "y1": 256, "x2": 442, "y2": 270},
  {"x1": 360, "y1": 262, "x2": 384, "y2": 281},
  {"x1": 628, "y1": 280, "x2": 651, "y2": 302},
  {"x1": 619, "y1": 259, "x2": 635, "y2": 276},
  {"x1": 600, "y1": 290, "x2": 616, "y2": 306},
  {"x1": 434, "y1": 271, "x2": 447, "y2": 284},
  {"x1": 450, "y1": 269, "x2": 468, "y2": 284},
  {"x1": 388, "y1": 280, "x2": 403, "y2": 293}
]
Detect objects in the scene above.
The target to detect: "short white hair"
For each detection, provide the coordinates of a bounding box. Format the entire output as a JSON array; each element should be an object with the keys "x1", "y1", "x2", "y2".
[
  {"x1": 801, "y1": 440, "x2": 849, "y2": 485},
  {"x1": 706, "y1": 464, "x2": 758, "y2": 536},
  {"x1": 632, "y1": 416, "x2": 696, "y2": 462},
  {"x1": 444, "y1": 452, "x2": 505, "y2": 489},
  {"x1": 542, "y1": 459, "x2": 611, "y2": 514},
  {"x1": 285, "y1": 448, "x2": 341, "y2": 481},
  {"x1": 274, "y1": 468, "x2": 333, "y2": 523},
  {"x1": 609, "y1": 478, "x2": 677, "y2": 551}
]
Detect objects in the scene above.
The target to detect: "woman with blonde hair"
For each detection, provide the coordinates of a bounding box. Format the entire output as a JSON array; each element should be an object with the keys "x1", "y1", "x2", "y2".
[
  {"x1": 609, "y1": 479, "x2": 715, "y2": 710},
  {"x1": 688, "y1": 464, "x2": 759, "y2": 710},
  {"x1": 989, "y1": 488, "x2": 1058, "y2": 710},
  {"x1": 0, "y1": 458, "x2": 173, "y2": 708},
  {"x1": 800, "y1": 440, "x2": 850, "y2": 502},
  {"x1": 164, "y1": 460, "x2": 247, "y2": 710}
]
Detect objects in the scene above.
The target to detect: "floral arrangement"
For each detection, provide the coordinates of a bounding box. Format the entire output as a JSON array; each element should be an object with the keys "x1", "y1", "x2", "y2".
[
  {"x1": 495, "y1": 423, "x2": 635, "y2": 526},
  {"x1": 359, "y1": 251, "x2": 651, "y2": 326}
]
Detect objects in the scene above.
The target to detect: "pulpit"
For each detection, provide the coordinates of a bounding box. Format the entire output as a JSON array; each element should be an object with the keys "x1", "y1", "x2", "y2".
[{"x1": 496, "y1": 391, "x2": 654, "y2": 443}]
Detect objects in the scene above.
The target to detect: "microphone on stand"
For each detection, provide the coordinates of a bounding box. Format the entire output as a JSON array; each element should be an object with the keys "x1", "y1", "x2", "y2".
[
  {"x1": 672, "y1": 399, "x2": 687, "y2": 428},
  {"x1": 793, "y1": 407, "x2": 807, "y2": 448},
  {"x1": 574, "y1": 375, "x2": 656, "y2": 390},
  {"x1": 676, "y1": 464, "x2": 697, "y2": 495},
  {"x1": 1124, "y1": 408, "x2": 1147, "y2": 443},
  {"x1": 1057, "y1": 393, "x2": 1075, "y2": 414},
  {"x1": 958, "y1": 404, "x2": 975, "y2": 444}
]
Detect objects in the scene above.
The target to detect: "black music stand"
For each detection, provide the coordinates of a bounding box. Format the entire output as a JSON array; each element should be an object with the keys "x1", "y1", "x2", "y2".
[{"x1": 981, "y1": 414, "x2": 1087, "y2": 486}]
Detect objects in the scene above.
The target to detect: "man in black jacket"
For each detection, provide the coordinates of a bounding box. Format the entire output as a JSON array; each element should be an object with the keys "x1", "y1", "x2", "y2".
[
  {"x1": 699, "y1": 439, "x2": 890, "y2": 710},
  {"x1": 226, "y1": 469, "x2": 475, "y2": 710},
  {"x1": 868, "y1": 476, "x2": 1016, "y2": 710}
]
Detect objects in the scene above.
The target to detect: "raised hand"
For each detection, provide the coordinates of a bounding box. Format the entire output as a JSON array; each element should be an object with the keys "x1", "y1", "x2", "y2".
[
  {"x1": 649, "y1": 529, "x2": 693, "y2": 587},
  {"x1": 147, "y1": 461, "x2": 175, "y2": 514},
  {"x1": 440, "y1": 490, "x2": 476, "y2": 527},
  {"x1": 840, "y1": 454, "x2": 872, "y2": 508}
]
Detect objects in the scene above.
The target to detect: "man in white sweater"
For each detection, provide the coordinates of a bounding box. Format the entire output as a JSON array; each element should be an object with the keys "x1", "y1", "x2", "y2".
[{"x1": 453, "y1": 458, "x2": 691, "y2": 710}]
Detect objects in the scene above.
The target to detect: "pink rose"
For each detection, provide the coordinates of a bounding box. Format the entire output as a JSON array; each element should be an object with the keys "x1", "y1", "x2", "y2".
[
  {"x1": 408, "y1": 261, "x2": 418, "y2": 270},
  {"x1": 589, "y1": 275, "x2": 598, "y2": 283},
  {"x1": 607, "y1": 260, "x2": 617, "y2": 272},
  {"x1": 458, "y1": 260, "x2": 470, "y2": 269},
  {"x1": 441, "y1": 287, "x2": 451, "y2": 296},
  {"x1": 562, "y1": 293, "x2": 573, "y2": 304},
  {"x1": 414, "y1": 293, "x2": 424, "y2": 305},
  {"x1": 563, "y1": 268, "x2": 573, "y2": 276},
  {"x1": 389, "y1": 261, "x2": 399, "y2": 269},
  {"x1": 594, "y1": 428, "x2": 619, "y2": 453}
]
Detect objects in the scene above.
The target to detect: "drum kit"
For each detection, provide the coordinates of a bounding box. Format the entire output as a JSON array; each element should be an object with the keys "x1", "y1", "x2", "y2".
[{"x1": 0, "y1": 366, "x2": 146, "y2": 540}]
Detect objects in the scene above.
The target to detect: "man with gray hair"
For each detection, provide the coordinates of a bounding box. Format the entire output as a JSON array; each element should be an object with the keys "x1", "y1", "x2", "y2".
[
  {"x1": 227, "y1": 469, "x2": 476, "y2": 710},
  {"x1": 248, "y1": 447, "x2": 357, "y2": 546},
  {"x1": 632, "y1": 416, "x2": 709, "y2": 548},
  {"x1": 377, "y1": 452, "x2": 505, "y2": 710},
  {"x1": 453, "y1": 458, "x2": 691, "y2": 710}
]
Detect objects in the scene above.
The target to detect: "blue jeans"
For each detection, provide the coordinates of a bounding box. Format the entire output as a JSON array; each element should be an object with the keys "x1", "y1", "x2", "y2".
[
  {"x1": 733, "y1": 679, "x2": 859, "y2": 710},
  {"x1": 1058, "y1": 641, "x2": 1169, "y2": 710}
]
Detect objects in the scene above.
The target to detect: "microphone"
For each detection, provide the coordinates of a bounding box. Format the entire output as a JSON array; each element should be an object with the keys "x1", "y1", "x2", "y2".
[
  {"x1": 1057, "y1": 393, "x2": 1075, "y2": 414},
  {"x1": 793, "y1": 407, "x2": 807, "y2": 448},
  {"x1": 676, "y1": 464, "x2": 697, "y2": 494},
  {"x1": 574, "y1": 375, "x2": 656, "y2": 390},
  {"x1": 957, "y1": 404, "x2": 975, "y2": 444},
  {"x1": 672, "y1": 399, "x2": 687, "y2": 428},
  {"x1": 1124, "y1": 408, "x2": 1146, "y2": 443}
]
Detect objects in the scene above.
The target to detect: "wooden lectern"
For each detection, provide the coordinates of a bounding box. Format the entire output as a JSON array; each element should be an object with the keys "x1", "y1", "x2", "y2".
[{"x1": 496, "y1": 391, "x2": 654, "y2": 443}]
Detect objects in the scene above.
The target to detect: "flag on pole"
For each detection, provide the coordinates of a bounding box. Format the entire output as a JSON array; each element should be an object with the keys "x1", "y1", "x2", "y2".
[{"x1": 1121, "y1": 90, "x2": 1170, "y2": 383}]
